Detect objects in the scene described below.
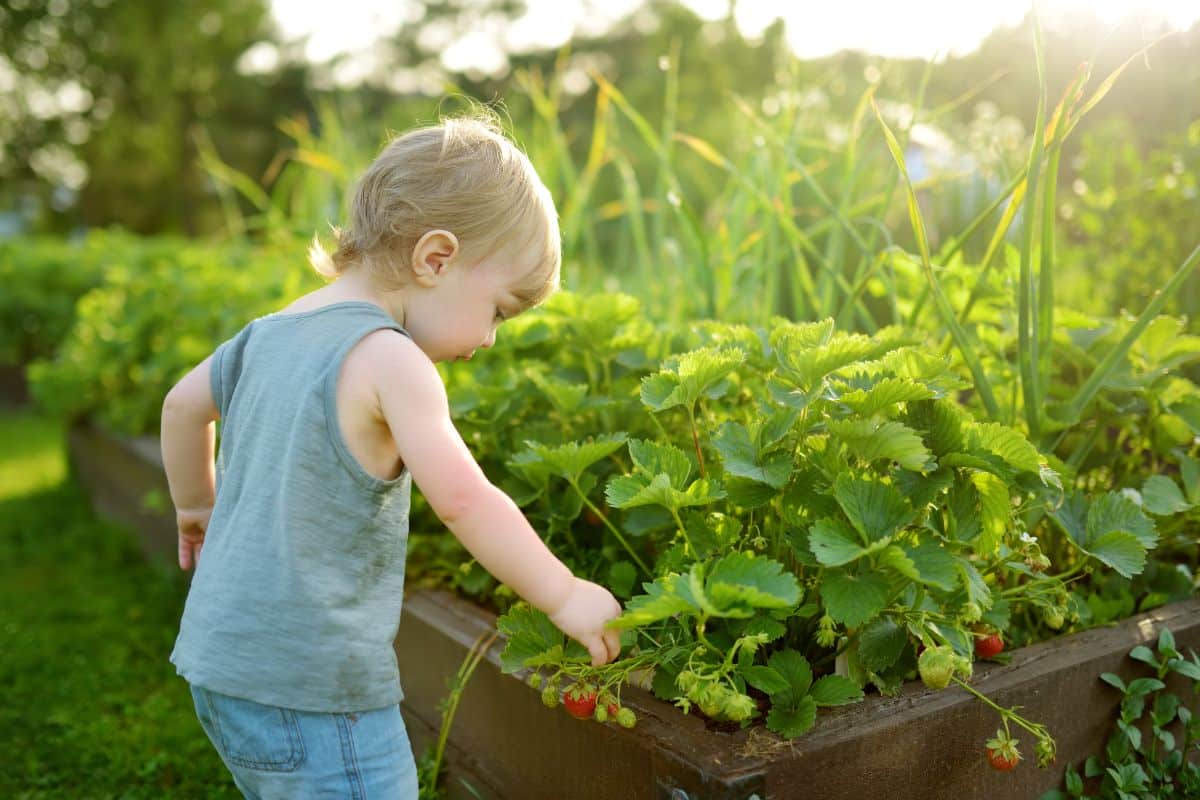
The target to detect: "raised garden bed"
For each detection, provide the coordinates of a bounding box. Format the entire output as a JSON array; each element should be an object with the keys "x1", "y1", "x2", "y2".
[{"x1": 66, "y1": 420, "x2": 1200, "y2": 800}]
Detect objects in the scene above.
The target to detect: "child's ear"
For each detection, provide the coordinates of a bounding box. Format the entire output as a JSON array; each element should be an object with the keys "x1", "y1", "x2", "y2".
[{"x1": 410, "y1": 229, "x2": 460, "y2": 287}]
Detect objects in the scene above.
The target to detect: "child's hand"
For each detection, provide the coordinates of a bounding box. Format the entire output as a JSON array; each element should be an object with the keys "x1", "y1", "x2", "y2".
[
  {"x1": 547, "y1": 578, "x2": 623, "y2": 667},
  {"x1": 176, "y1": 506, "x2": 212, "y2": 571}
]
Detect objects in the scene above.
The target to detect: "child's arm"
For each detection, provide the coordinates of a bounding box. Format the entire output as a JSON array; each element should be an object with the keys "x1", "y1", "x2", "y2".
[
  {"x1": 161, "y1": 355, "x2": 219, "y2": 571},
  {"x1": 369, "y1": 332, "x2": 622, "y2": 667}
]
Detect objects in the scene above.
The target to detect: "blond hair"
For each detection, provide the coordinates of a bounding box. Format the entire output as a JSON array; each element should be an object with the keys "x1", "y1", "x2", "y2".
[{"x1": 309, "y1": 108, "x2": 561, "y2": 311}]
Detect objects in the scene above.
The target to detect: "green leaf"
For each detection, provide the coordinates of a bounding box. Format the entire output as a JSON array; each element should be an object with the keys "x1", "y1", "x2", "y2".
[
  {"x1": 713, "y1": 421, "x2": 793, "y2": 488},
  {"x1": 1177, "y1": 452, "x2": 1200, "y2": 504},
  {"x1": 958, "y1": 559, "x2": 993, "y2": 612},
  {"x1": 740, "y1": 665, "x2": 791, "y2": 695},
  {"x1": 964, "y1": 422, "x2": 1044, "y2": 474},
  {"x1": 1086, "y1": 531, "x2": 1149, "y2": 578},
  {"x1": 640, "y1": 372, "x2": 680, "y2": 410},
  {"x1": 775, "y1": 329, "x2": 898, "y2": 390},
  {"x1": 876, "y1": 545, "x2": 920, "y2": 582},
  {"x1": 819, "y1": 570, "x2": 891, "y2": 627},
  {"x1": 808, "y1": 675, "x2": 864, "y2": 707},
  {"x1": 526, "y1": 371, "x2": 588, "y2": 414},
  {"x1": 628, "y1": 438, "x2": 693, "y2": 488},
  {"x1": 857, "y1": 617, "x2": 908, "y2": 672},
  {"x1": 605, "y1": 473, "x2": 726, "y2": 513},
  {"x1": 1129, "y1": 645, "x2": 1158, "y2": 667},
  {"x1": 496, "y1": 604, "x2": 566, "y2": 673},
  {"x1": 642, "y1": 346, "x2": 745, "y2": 411},
  {"x1": 1051, "y1": 492, "x2": 1158, "y2": 579},
  {"x1": 828, "y1": 417, "x2": 933, "y2": 472},
  {"x1": 838, "y1": 376, "x2": 935, "y2": 417},
  {"x1": 808, "y1": 518, "x2": 867, "y2": 567},
  {"x1": 766, "y1": 693, "x2": 817, "y2": 738},
  {"x1": 706, "y1": 552, "x2": 802, "y2": 615},
  {"x1": 970, "y1": 470, "x2": 1010, "y2": 556},
  {"x1": 1168, "y1": 658, "x2": 1200, "y2": 680},
  {"x1": 1140, "y1": 475, "x2": 1192, "y2": 516},
  {"x1": 767, "y1": 649, "x2": 814, "y2": 695},
  {"x1": 608, "y1": 575, "x2": 698, "y2": 630},
  {"x1": 902, "y1": 541, "x2": 960, "y2": 592},
  {"x1": 833, "y1": 474, "x2": 916, "y2": 543},
  {"x1": 521, "y1": 433, "x2": 629, "y2": 484},
  {"x1": 607, "y1": 561, "x2": 637, "y2": 599}
]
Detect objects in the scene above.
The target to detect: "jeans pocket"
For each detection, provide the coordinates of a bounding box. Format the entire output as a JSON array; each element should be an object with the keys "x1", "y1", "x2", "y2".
[{"x1": 201, "y1": 687, "x2": 306, "y2": 772}]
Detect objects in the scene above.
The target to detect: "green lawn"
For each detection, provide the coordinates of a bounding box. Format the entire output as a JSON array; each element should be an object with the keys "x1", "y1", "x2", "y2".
[{"x1": 0, "y1": 409, "x2": 238, "y2": 798}]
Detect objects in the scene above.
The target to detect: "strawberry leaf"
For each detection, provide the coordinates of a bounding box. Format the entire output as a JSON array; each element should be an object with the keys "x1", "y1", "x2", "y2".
[
  {"x1": 607, "y1": 574, "x2": 698, "y2": 630},
  {"x1": 496, "y1": 604, "x2": 566, "y2": 673},
  {"x1": 767, "y1": 649, "x2": 814, "y2": 696},
  {"x1": 807, "y1": 517, "x2": 866, "y2": 567},
  {"x1": 713, "y1": 421, "x2": 793, "y2": 488},
  {"x1": 706, "y1": 552, "x2": 802, "y2": 615},
  {"x1": 740, "y1": 665, "x2": 791, "y2": 695},
  {"x1": 520, "y1": 433, "x2": 628, "y2": 484},
  {"x1": 767, "y1": 694, "x2": 818, "y2": 738},
  {"x1": 819, "y1": 569, "x2": 891, "y2": 627},
  {"x1": 808, "y1": 675, "x2": 865, "y2": 707},
  {"x1": 628, "y1": 438, "x2": 693, "y2": 487},
  {"x1": 833, "y1": 475, "x2": 916, "y2": 544},
  {"x1": 1140, "y1": 475, "x2": 1191, "y2": 516},
  {"x1": 827, "y1": 417, "x2": 933, "y2": 472}
]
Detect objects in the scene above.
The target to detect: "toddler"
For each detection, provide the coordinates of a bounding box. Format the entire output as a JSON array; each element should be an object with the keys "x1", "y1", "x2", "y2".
[{"x1": 160, "y1": 110, "x2": 623, "y2": 799}]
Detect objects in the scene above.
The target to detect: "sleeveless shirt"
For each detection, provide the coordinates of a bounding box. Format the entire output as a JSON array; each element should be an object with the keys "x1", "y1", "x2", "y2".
[{"x1": 170, "y1": 301, "x2": 413, "y2": 712}]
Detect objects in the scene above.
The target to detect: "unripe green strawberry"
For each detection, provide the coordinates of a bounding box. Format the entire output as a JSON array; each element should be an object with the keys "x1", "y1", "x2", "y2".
[
  {"x1": 616, "y1": 708, "x2": 637, "y2": 728},
  {"x1": 1025, "y1": 552, "x2": 1051, "y2": 573},
  {"x1": 961, "y1": 602, "x2": 983, "y2": 624},
  {"x1": 816, "y1": 614, "x2": 838, "y2": 648},
  {"x1": 1043, "y1": 606, "x2": 1065, "y2": 630},
  {"x1": 527, "y1": 672, "x2": 542, "y2": 689},
  {"x1": 1035, "y1": 734, "x2": 1057, "y2": 767},
  {"x1": 918, "y1": 645, "x2": 958, "y2": 690},
  {"x1": 676, "y1": 669, "x2": 700, "y2": 693},
  {"x1": 541, "y1": 686, "x2": 559, "y2": 708},
  {"x1": 593, "y1": 704, "x2": 609, "y2": 723},
  {"x1": 723, "y1": 692, "x2": 758, "y2": 721}
]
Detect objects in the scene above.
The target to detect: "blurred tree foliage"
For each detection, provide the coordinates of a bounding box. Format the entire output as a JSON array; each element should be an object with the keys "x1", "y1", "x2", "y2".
[
  {"x1": 0, "y1": 0, "x2": 310, "y2": 234},
  {"x1": 1, "y1": 0, "x2": 1197, "y2": 241}
]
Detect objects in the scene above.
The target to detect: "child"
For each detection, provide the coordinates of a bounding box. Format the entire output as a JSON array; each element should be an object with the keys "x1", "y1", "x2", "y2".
[{"x1": 160, "y1": 110, "x2": 623, "y2": 798}]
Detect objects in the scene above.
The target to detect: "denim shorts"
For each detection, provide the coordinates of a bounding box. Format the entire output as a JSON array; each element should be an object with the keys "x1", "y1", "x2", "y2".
[{"x1": 189, "y1": 683, "x2": 420, "y2": 799}]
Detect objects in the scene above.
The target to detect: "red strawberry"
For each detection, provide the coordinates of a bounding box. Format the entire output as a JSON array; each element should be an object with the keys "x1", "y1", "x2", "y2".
[
  {"x1": 562, "y1": 685, "x2": 598, "y2": 720},
  {"x1": 986, "y1": 730, "x2": 1022, "y2": 771},
  {"x1": 975, "y1": 632, "x2": 1004, "y2": 659}
]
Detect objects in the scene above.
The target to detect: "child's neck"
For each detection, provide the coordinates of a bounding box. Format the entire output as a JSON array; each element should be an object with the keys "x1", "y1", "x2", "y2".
[{"x1": 322, "y1": 270, "x2": 406, "y2": 324}]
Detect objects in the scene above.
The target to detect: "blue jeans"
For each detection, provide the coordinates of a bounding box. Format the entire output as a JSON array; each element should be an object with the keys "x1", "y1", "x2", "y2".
[{"x1": 189, "y1": 683, "x2": 420, "y2": 799}]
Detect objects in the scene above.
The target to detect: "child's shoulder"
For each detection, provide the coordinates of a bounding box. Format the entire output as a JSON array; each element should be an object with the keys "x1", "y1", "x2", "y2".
[{"x1": 350, "y1": 327, "x2": 445, "y2": 414}]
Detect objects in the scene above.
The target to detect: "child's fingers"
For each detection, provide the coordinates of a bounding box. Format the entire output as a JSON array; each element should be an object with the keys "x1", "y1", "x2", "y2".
[
  {"x1": 603, "y1": 629, "x2": 621, "y2": 662},
  {"x1": 586, "y1": 636, "x2": 611, "y2": 667},
  {"x1": 179, "y1": 535, "x2": 192, "y2": 571}
]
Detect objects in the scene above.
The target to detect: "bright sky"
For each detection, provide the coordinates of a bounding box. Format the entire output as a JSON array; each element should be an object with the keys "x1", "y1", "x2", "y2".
[{"x1": 265, "y1": 0, "x2": 1200, "y2": 76}]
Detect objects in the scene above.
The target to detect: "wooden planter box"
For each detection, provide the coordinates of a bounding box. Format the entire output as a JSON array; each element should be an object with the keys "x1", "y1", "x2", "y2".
[{"x1": 67, "y1": 421, "x2": 1200, "y2": 800}]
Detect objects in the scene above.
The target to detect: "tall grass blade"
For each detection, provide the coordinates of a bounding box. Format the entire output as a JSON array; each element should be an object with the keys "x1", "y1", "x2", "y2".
[
  {"x1": 1063, "y1": 241, "x2": 1200, "y2": 422},
  {"x1": 1017, "y1": 15, "x2": 1048, "y2": 437},
  {"x1": 872, "y1": 99, "x2": 1001, "y2": 420}
]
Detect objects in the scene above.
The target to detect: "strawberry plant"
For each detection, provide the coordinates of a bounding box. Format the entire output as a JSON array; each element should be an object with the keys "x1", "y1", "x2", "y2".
[{"x1": 492, "y1": 312, "x2": 1161, "y2": 753}]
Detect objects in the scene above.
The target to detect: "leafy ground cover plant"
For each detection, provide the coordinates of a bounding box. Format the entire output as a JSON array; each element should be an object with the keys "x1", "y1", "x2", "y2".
[
  {"x1": 1041, "y1": 627, "x2": 1200, "y2": 799},
  {"x1": 26, "y1": 237, "x2": 321, "y2": 435}
]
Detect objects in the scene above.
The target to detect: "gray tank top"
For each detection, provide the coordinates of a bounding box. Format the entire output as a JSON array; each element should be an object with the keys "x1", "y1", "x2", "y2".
[{"x1": 170, "y1": 301, "x2": 413, "y2": 712}]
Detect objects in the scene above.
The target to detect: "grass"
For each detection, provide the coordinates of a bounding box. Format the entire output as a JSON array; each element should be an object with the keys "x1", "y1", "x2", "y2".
[{"x1": 0, "y1": 408, "x2": 238, "y2": 799}]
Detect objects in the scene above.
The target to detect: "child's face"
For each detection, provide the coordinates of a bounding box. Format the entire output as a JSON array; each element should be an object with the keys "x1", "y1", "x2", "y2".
[{"x1": 404, "y1": 241, "x2": 540, "y2": 363}]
